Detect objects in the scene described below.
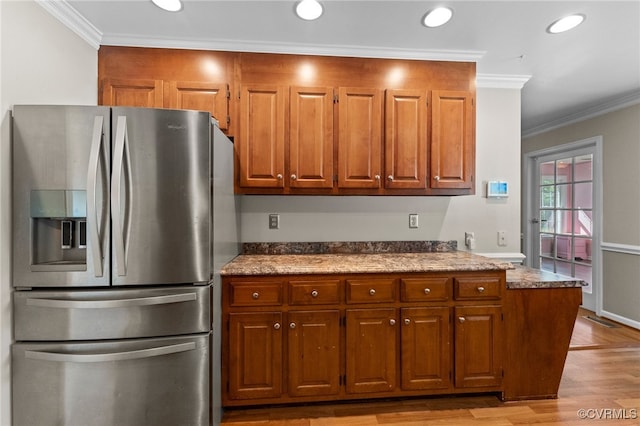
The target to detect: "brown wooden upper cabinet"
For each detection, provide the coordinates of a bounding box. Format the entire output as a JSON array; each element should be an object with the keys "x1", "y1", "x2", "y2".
[
  {"x1": 431, "y1": 90, "x2": 475, "y2": 190},
  {"x1": 101, "y1": 78, "x2": 230, "y2": 129},
  {"x1": 236, "y1": 85, "x2": 474, "y2": 196}
]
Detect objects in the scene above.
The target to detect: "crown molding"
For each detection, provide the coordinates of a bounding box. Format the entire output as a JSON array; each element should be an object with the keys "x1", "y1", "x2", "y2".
[
  {"x1": 522, "y1": 89, "x2": 640, "y2": 138},
  {"x1": 36, "y1": 0, "x2": 102, "y2": 50},
  {"x1": 476, "y1": 74, "x2": 531, "y2": 89}
]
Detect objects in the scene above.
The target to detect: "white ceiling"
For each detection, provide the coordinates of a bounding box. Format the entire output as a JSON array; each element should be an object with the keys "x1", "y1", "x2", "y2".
[{"x1": 46, "y1": 0, "x2": 640, "y2": 136}]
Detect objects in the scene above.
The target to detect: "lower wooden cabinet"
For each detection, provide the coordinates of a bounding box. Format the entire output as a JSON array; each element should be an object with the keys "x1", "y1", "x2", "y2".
[{"x1": 222, "y1": 272, "x2": 505, "y2": 406}]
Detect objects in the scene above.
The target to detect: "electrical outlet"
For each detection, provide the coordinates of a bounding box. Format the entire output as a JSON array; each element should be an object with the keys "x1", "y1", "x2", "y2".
[
  {"x1": 498, "y1": 230, "x2": 507, "y2": 246},
  {"x1": 409, "y1": 214, "x2": 419, "y2": 228},
  {"x1": 269, "y1": 214, "x2": 280, "y2": 229}
]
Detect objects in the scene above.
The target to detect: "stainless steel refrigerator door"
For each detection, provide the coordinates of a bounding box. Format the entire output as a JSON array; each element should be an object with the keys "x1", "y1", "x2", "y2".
[
  {"x1": 12, "y1": 334, "x2": 210, "y2": 426},
  {"x1": 110, "y1": 107, "x2": 211, "y2": 286},
  {"x1": 12, "y1": 105, "x2": 111, "y2": 288},
  {"x1": 14, "y1": 285, "x2": 211, "y2": 341}
]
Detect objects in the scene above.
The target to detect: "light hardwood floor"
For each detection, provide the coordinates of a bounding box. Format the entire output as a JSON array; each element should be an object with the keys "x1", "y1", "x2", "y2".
[{"x1": 221, "y1": 308, "x2": 640, "y2": 425}]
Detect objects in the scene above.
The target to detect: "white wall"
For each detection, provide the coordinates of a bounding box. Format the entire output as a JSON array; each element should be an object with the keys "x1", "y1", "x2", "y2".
[
  {"x1": 0, "y1": 1, "x2": 97, "y2": 423},
  {"x1": 240, "y1": 88, "x2": 523, "y2": 256}
]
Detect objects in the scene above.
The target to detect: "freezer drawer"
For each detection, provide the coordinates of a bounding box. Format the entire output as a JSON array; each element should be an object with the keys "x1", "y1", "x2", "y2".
[
  {"x1": 14, "y1": 285, "x2": 211, "y2": 341},
  {"x1": 12, "y1": 334, "x2": 210, "y2": 426}
]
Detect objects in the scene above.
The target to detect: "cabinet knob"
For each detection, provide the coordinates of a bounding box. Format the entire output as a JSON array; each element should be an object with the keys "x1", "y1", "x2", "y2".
[
  {"x1": 404, "y1": 318, "x2": 411, "y2": 325},
  {"x1": 276, "y1": 174, "x2": 283, "y2": 180},
  {"x1": 274, "y1": 322, "x2": 281, "y2": 329},
  {"x1": 389, "y1": 319, "x2": 396, "y2": 326},
  {"x1": 387, "y1": 175, "x2": 394, "y2": 181},
  {"x1": 434, "y1": 175, "x2": 440, "y2": 181},
  {"x1": 424, "y1": 288, "x2": 431, "y2": 295},
  {"x1": 369, "y1": 288, "x2": 376, "y2": 296},
  {"x1": 289, "y1": 322, "x2": 296, "y2": 329},
  {"x1": 311, "y1": 290, "x2": 319, "y2": 298},
  {"x1": 252, "y1": 292, "x2": 259, "y2": 299},
  {"x1": 458, "y1": 317, "x2": 466, "y2": 323},
  {"x1": 374, "y1": 174, "x2": 381, "y2": 181},
  {"x1": 291, "y1": 174, "x2": 297, "y2": 181},
  {"x1": 477, "y1": 286, "x2": 485, "y2": 293}
]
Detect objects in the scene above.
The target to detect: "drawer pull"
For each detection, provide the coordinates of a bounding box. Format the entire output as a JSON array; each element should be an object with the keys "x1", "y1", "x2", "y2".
[
  {"x1": 252, "y1": 292, "x2": 260, "y2": 299},
  {"x1": 477, "y1": 286, "x2": 485, "y2": 293},
  {"x1": 289, "y1": 322, "x2": 296, "y2": 329},
  {"x1": 404, "y1": 318, "x2": 411, "y2": 325},
  {"x1": 273, "y1": 322, "x2": 281, "y2": 330},
  {"x1": 458, "y1": 317, "x2": 466, "y2": 323},
  {"x1": 369, "y1": 289, "x2": 376, "y2": 296},
  {"x1": 311, "y1": 290, "x2": 319, "y2": 298},
  {"x1": 389, "y1": 319, "x2": 396, "y2": 326},
  {"x1": 423, "y1": 288, "x2": 431, "y2": 295}
]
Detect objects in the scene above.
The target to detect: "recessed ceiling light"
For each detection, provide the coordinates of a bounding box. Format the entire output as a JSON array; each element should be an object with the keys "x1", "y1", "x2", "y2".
[
  {"x1": 151, "y1": 0, "x2": 182, "y2": 12},
  {"x1": 423, "y1": 7, "x2": 453, "y2": 28},
  {"x1": 296, "y1": 0, "x2": 323, "y2": 21},
  {"x1": 547, "y1": 14, "x2": 585, "y2": 34}
]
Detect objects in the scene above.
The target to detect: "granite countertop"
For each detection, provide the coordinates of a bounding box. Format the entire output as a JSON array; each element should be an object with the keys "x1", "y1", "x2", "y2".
[
  {"x1": 220, "y1": 251, "x2": 514, "y2": 276},
  {"x1": 506, "y1": 265, "x2": 587, "y2": 289}
]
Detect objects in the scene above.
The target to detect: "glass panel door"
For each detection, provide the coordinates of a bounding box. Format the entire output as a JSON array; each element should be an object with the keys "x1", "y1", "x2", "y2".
[{"x1": 536, "y1": 154, "x2": 593, "y2": 293}]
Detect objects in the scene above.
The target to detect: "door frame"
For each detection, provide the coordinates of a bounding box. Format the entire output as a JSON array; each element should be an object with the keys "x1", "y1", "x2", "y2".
[{"x1": 523, "y1": 136, "x2": 603, "y2": 313}]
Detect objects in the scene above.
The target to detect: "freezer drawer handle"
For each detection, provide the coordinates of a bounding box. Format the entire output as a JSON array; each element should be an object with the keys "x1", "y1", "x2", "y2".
[
  {"x1": 25, "y1": 292, "x2": 198, "y2": 309},
  {"x1": 24, "y1": 342, "x2": 196, "y2": 363},
  {"x1": 87, "y1": 115, "x2": 105, "y2": 277}
]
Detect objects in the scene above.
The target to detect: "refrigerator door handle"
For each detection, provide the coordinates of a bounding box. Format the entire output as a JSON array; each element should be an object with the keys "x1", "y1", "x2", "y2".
[
  {"x1": 87, "y1": 115, "x2": 105, "y2": 277},
  {"x1": 25, "y1": 292, "x2": 198, "y2": 309},
  {"x1": 24, "y1": 342, "x2": 196, "y2": 363},
  {"x1": 111, "y1": 115, "x2": 132, "y2": 276}
]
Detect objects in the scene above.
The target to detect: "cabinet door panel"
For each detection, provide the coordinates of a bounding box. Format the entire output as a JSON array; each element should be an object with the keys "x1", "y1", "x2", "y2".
[
  {"x1": 338, "y1": 87, "x2": 383, "y2": 188},
  {"x1": 165, "y1": 81, "x2": 229, "y2": 129},
  {"x1": 401, "y1": 307, "x2": 451, "y2": 390},
  {"x1": 239, "y1": 85, "x2": 286, "y2": 188},
  {"x1": 431, "y1": 91, "x2": 474, "y2": 189},
  {"x1": 228, "y1": 312, "x2": 283, "y2": 400},
  {"x1": 290, "y1": 87, "x2": 334, "y2": 188},
  {"x1": 288, "y1": 310, "x2": 341, "y2": 397},
  {"x1": 101, "y1": 79, "x2": 163, "y2": 108},
  {"x1": 346, "y1": 308, "x2": 396, "y2": 394},
  {"x1": 454, "y1": 305, "x2": 503, "y2": 388},
  {"x1": 385, "y1": 90, "x2": 428, "y2": 189}
]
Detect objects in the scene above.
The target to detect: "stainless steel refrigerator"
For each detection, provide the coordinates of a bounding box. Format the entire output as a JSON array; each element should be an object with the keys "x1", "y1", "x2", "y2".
[{"x1": 11, "y1": 105, "x2": 239, "y2": 426}]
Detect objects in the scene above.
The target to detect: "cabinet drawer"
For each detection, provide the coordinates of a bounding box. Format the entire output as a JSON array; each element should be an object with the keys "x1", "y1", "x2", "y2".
[
  {"x1": 454, "y1": 277, "x2": 502, "y2": 301},
  {"x1": 346, "y1": 279, "x2": 396, "y2": 303},
  {"x1": 229, "y1": 281, "x2": 284, "y2": 306},
  {"x1": 289, "y1": 280, "x2": 341, "y2": 305},
  {"x1": 400, "y1": 277, "x2": 450, "y2": 302}
]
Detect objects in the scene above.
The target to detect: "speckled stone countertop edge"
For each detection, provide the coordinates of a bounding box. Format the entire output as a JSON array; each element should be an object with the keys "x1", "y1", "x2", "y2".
[{"x1": 506, "y1": 265, "x2": 587, "y2": 289}]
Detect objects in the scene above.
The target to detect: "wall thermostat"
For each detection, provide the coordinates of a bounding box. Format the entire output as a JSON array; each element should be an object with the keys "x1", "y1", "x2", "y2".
[{"x1": 487, "y1": 181, "x2": 508, "y2": 198}]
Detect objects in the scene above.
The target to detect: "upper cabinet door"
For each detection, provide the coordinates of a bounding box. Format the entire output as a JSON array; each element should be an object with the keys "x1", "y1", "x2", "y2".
[
  {"x1": 431, "y1": 91, "x2": 475, "y2": 190},
  {"x1": 337, "y1": 87, "x2": 383, "y2": 189},
  {"x1": 289, "y1": 87, "x2": 335, "y2": 189},
  {"x1": 385, "y1": 90, "x2": 428, "y2": 189},
  {"x1": 101, "y1": 79, "x2": 164, "y2": 108},
  {"x1": 239, "y1": 85, "x2": 286, "y2": 188},
  {"x1": 165, "y1": 81, "x2": 229, "y2": 129}
]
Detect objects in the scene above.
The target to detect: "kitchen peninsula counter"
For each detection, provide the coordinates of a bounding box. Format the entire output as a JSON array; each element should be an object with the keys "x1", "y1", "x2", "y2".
[{"x1": 220, "y1": 243, "x2": 585, "y2": 406}]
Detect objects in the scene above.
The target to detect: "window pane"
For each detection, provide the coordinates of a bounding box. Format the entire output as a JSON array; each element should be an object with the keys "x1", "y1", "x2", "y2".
[
  {"x1": 541, "y1": 257, "x2": 555, "y2": 272},
  {"x1": 575, "y1": 263, "x2": 592, "y2": 292},
  {"x1": 540, "y1": 161, "x2": 555, "y2": 185},
  {"x1": 540, "y1": 185, "x2": 555, "y2": 208},
  {"x1": 556, "y1": 158, "x2": 572, "y2": 183},
  {"x1": 574, "y1": 210, "x2": 592, "y2": 236},
  {"x1": 556, "y1": 210, "x2": 573, "y2": 234},
  {"x1": 574, "y1": 237, "x2": 592, "y2": 263},
  {"x1": 540, "y1": 234, "x2": 554, "y2": 257},
  {"x1": 555, "y1": 236, "x2": 572, "y2": 260},
  {"x1": 575, "y1": 182, "x2": 592, "y2": 209},
  {"x1": 556, "y1": 184, "x2": 572, "y2": 208},
  {"x1": 540, "y1": 210, "x2": 555, "y2": 232},
  {"x1": 574, "y1": 155, "x2": 593, "y2": 181},
  {"x1": 556, "y1": 260, "x2": 572, "y2": 276}
]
